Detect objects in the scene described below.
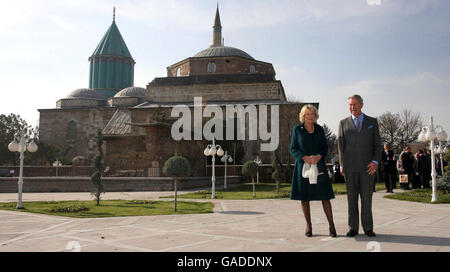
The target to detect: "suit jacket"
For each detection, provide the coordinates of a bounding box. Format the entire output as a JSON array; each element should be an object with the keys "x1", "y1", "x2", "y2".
[
  {"x1": 421, "y1": 154, "x2": 432, "y2": 176},
  {"x1": 338, "y1": 114, "x2": 382, "y2": 173},
  {"x1": 381, "y1": 150, "x2": 395, "y2": 172},
  {"x1": 401, "y1": 151, "x2": 413, "y2": 173}
]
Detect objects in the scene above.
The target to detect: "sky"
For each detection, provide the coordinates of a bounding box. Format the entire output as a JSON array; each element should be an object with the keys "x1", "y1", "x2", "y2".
[{"x1": 1, "y1": 0, "x2": 449, "y2": 136}]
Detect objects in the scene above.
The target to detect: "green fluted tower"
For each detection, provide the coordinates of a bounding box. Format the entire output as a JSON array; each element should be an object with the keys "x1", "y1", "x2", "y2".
[{"x1": 88, "y1": 8, "x2": 135, "y2": 98}]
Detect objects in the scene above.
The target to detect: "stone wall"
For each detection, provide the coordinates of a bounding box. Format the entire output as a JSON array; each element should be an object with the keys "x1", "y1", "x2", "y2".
[
  {"x1": 0, "y1": 166, "x2": 95, "y2": 177},
  {"x1": 167, "y1": 56, "x2": 275, "y2": 77},
  {"x1": 0, "y1": 176, "x2": 242, "y2": 193},
  {"x1": 56, "y1": 98, "x2": 106, "y2": 109},
  {"x1": 103, "y1": 102, "x2": 314, "y2": 177},
  {"x1": 108, "y1": 97, "x2": 142, "y2": 107},
  {"x1": 38, "y1": 107, "x2": 116, "y2": 162},
  {"x1": 148, "y1": 81, "x2": 284, "y2": 103}
]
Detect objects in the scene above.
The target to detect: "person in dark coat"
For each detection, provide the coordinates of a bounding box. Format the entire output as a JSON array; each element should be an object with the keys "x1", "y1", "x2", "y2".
[
  {"x1": 333, "y1": 161, "x2": 345, "y2": 183},
  {"x1": 421, "y1": 150, "x2": 432, "y2": 188},
  {"x1": 290, "y1": 104, "x2": 336, "y2": 238},
  {"x1": 381, "y1": 144, "x2": 396, "y2": 193},
  {"x1": 417, "y1": 150, "x2": 427, "y2": 189},
  {"x1": 400, "y1": 147, "x2": 413, "y2": 190},
  {"x1": 338, "y1": 94, "x2": 381, "y2": 238},
  {"x1": 412, "y1": 152, "x2": 422, "y2": 189}
]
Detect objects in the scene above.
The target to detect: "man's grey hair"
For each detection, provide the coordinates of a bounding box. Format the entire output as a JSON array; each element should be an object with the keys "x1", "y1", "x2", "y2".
[{"x1": 348, "y1": 94, "x2": 363, "y2": 104}]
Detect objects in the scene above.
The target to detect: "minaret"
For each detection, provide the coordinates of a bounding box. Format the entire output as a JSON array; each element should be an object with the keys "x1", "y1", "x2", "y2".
[
  {"x1": 212, "y1": 4, "x2": 222, "y2": 47},
  {"x1": 88, "y1": 7, "x2": 135, "y2": 98}
]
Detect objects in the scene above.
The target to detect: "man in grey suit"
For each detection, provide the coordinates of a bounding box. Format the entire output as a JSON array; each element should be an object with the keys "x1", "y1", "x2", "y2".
[{"x1": 338, "y1": 94, "x2": 381, "y2": 237}]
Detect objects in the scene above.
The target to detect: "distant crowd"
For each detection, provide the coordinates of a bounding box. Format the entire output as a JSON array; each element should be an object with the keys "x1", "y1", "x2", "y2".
[{"x1": 332, "y1": 144, "x2": 448, "y2": 192}]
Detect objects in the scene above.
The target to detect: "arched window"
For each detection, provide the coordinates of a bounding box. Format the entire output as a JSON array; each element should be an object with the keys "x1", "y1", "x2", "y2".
[
  {"x1": 66, "y1": 120, "x2": 77, "y2": 141},
  {"x1": 249, "y1": 65, "x2": 256, "y2": 74},
  {"x1": 207, "y1": 62, "x2": 216, "y2": 73},
  {"x1": 176, "y1": 67, "x2": 181, "y2": 77}
]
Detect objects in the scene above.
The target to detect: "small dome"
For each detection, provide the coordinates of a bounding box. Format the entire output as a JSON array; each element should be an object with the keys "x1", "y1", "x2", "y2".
[
  {"x1": 194, "y1": 45, "x2": 254, "y2": 60},
  {"x1": 114, "y1": 86, "x2": 147, "y2": 98},
  {"x1": 66, "y1": 88, "x2": 105, "y2": 100}
]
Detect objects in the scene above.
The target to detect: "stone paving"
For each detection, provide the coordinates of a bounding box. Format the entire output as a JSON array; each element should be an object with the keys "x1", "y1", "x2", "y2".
[{"x1": 0, "y1": 190, "x2": 449, "y2": 252}]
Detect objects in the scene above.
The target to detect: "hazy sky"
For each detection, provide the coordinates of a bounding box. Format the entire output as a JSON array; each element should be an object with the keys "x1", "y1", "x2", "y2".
[{"x1": 1, "y1": 0, "x2": 449, "y2": 136}]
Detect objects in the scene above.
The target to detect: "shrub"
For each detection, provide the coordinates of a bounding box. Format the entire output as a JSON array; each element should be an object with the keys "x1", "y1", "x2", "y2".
[
  {"x1": 242, "y1": 161, "x2": 258, "y2": 177},
  {"x1": 126, "y1": 200, "x2": 155, "y2": 205},
  {"x1": 444, "y1": 152, "x2": 450, "y2": 162},
  {"x1": 437, "y1": 172, "x2": 450, "y2": 194},
  {"x1": 163, "y1": 156, "x2": 191, "y2": 178},
  {"x1": 50, "y1": 204, "x2": 89, "y2": 213}
]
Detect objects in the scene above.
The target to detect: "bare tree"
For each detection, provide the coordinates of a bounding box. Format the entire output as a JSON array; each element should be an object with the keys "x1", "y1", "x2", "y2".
[
  {"x1": 377, "y1": 109, "x2": 422, "y2": 152},
  {"x1": 398, "y1": 109, "x2": 422, "y2": 149},
  {"x1": 378, "y1": 112, "x2": 401, "y2": 148},
  {"x1": 286, "y1": 94, "x2": 302, "y2": 103}
]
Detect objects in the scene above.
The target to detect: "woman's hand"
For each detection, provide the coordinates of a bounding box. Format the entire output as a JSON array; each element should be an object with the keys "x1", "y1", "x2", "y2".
[
  {"x1": 303, "y1": 155, "x2": 321, "y2": 165},
  {"x1": 302, "y1": 156, "x2": 312, "y2": 164},
  {"x1": 313, "y1": 155, "x2": 322, "y2": 164}
]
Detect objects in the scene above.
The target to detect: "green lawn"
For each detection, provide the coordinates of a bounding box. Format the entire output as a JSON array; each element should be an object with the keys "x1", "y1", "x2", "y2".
[
  {"x1": 384, "y1": 188, "x2": 450, "y2": 204},
  {"x1": 0, "y1": 200, "x2": 214, "y2": 218},
  {"x1": 167, "y1": 182, "x2": 387, "y2": 200}
]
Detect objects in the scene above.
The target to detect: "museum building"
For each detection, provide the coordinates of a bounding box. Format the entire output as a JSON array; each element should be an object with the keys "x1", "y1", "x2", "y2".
[{"x1": 38, "y1": 7, "x2": 314, "y2": 177}]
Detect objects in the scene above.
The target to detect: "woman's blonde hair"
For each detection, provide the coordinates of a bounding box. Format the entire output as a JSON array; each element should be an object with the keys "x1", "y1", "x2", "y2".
[{"x1": 299, "y1": 104, "x2": 319, "y2": 123}]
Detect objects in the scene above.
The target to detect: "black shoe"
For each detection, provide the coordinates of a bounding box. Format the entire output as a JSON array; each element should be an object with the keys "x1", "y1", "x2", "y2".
[
  {"x1": 386, "y1": 190, "x2": 390, "y2": 193},
  {"x1": 305, "y1": 225, "x2": 312, "y2": 237},
  {"x1": 346, "y1": 230, "x2": 358, "y2": 237},
  {"x1": 365, "y1": 230, "x2": 376, "y2": 237},
  {"x1": 329, "y1": 226, "x2": 337, "y2": 238}
]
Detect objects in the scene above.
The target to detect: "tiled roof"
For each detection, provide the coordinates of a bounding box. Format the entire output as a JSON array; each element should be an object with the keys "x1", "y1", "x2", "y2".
[
  {"x1": 91, "y1": 21, "x2": 133, "y2": 59},
  {"x1": 102, "y1": 108, "x2": 131, "y2": 135}
]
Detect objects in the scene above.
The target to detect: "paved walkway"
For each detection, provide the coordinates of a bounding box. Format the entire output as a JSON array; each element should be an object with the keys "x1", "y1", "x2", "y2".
[{"x1": 0, "y1": 189, "x2": 449, "y2": 252}]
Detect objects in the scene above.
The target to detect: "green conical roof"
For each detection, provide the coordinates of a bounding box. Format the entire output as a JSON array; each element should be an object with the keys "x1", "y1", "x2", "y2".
[{"x1": 91, "y1": 21, "x2": 133, "y2": 59}]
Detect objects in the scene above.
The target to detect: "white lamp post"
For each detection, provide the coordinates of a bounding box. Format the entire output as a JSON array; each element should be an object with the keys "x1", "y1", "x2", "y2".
[
  {"x1": 220, "y1": 151, "x2": 233, "y2": 190},
  {"x1": 8, "y1": 129, "x2": 38, "y2": 209},
  {"x1": 254, "y1": 155, "x2": 262, "y2": 184},
  {"x1": 433, "y1": 128, "x2": 448, "y2": 176},
  {"x1": 204, "y1": 138, "x2": 224, "y2": 199},
  {"x1": 417, "y1": 117, "x2": 447, "y2": 202}
]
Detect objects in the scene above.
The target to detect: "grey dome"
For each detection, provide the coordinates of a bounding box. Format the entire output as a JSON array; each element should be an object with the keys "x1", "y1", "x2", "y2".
[
  {"x1": 194, "y1": 45, "x2": 254, "y2": 60},
  {"x1": 114, "y1": 86, "x2": 147, "y2": 98},
  {"x1": 66, "y1": 88, "x2": 105, "y2": 100}
]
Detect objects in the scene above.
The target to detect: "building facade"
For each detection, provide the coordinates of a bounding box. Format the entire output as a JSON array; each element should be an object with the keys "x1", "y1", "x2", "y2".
[{"x1": 38, "y1": 7, "x2": 316, "y2": 177}]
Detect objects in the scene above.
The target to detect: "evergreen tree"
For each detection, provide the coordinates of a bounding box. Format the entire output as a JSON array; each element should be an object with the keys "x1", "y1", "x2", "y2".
[
  {"x1": 91, "y1": 129, "x2": 105, "y2": 206},
  {"x1": 163, "y1": 155, "x2": 191, "y2": 211},
  {"x1": 242, "y1": 161, "x2": 259, "y2": 198}
]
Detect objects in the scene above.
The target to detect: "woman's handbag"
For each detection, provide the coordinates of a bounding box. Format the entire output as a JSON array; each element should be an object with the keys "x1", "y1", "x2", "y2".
[
  {"x1": 302, "y1": 162, "x2": 318, "y2": 184},
  {"x1": 399, "y1": 174, "x2": 409, "y2": 183}
]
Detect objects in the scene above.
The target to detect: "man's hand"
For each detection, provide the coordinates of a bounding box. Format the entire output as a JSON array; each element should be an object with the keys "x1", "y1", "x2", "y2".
[
  {"x1": 367, "y1": 162, "x2": 377, "y2": 175},
  {"x1": 340, "y1": 168, "x2": 344, "y2": 177}
]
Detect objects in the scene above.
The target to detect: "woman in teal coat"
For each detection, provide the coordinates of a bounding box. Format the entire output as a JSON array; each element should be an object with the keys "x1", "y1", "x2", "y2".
[{"x1": 290, "y1": 104, "x2": 336, "y2": 237}]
